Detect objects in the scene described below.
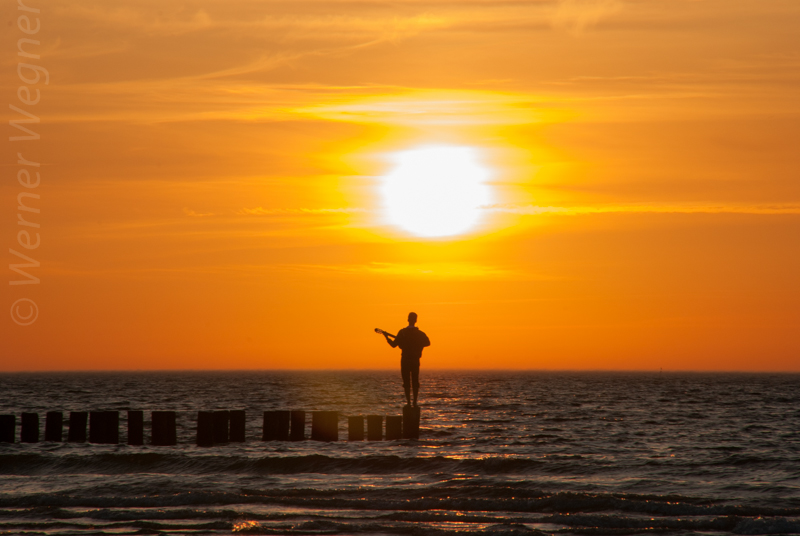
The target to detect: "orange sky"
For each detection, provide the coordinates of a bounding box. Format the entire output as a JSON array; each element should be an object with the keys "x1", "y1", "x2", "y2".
[{"x1": 2, "y1": 0, "x2": 799, "y2": 371}]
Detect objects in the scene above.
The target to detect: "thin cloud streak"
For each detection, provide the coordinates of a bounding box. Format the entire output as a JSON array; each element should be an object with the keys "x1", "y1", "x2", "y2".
[
  {"x1": 237, "y1": 207, "x2": 370, "y2": 215},
  {"x1": 552, "y1": 0, "x2": 623, "y2": 34},
  {"x1": 279, "y1": 261, "x2": 556, "y2": 280},
  {"x1": 484, "y1": 204, "x2": 800, "y2": 216}
]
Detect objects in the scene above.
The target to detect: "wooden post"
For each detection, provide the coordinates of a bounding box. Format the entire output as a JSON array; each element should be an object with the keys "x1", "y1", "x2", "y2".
[
  {"x1": 45, "y1": 412, "x2": 62, "y2": 442},
  {"x1": 89, "y1": 412, "x2": 103, "y2": 443},
  {"x1": 68, "y1": 411, "x2": 88, "y2": 442},
  {"x1": 107, "y1": 412, "x2": 120, "y2": 444},
  {"x1": 213, "y1": 410, "x2": 229, "y2": 443},
  {"x1": 366, "y1": 415, "x2": 383, "y2": 441},
  {"x1": 402, "y1": 406, "x2": 420, "y2": 439},
  {"x1": 0, "y1": 415, "x2": 14, "y2": 443},
  {"x1": 196, "y1": 411, "x2": 214, "y2": 447},
  {"x1": 90, "y1": 411, "x2": 119, "y2": 444},
  {"x1": 262, "y1": 410, "x2": 290, "y2": 441},
  {"x1": 348, "y1": 416, "x2": 365, "y2": 441},
  {"x1": 128, "y1": 410, "x2": 144, "y2": 445},
  {"x1": 311, "y1": 411, "x2": 339, "y2": 441},
  {"x1": 386, "y1": 415, "x2": 402, "y2": 440},
  {"x1": 21, "y1": 412, "x2": 39, "y2": 443},
  {"x1": 290, "y1": 410, "x2": 306, "y2": 441},
  {"x1": 152, "y1": 411, "x2": 177, "y2": 446},
  {"x1": 229, "y1": 410, "x2": 246, "y2": 442}
]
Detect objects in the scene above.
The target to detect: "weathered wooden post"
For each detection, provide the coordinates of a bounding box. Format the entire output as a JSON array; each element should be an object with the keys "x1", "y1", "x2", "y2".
[
  {"x1": 0, "y1": 415, "x2": 15, "y2": 443},
  {"x1": 366, "y1": 415, "x2": 383, "y2": 441},
  {"x1": 213, "y1": 410, "x2": 229, "y2": 443},
  {"x1": 68, "y1": 411, "x2": 88, "y2": 442},
  {"x1": 90, "y1": 411, "x2": 119, "y2": 444},
  {"x1": 21, "y1": 412, "x2": 39, "y2": 443},
  {"x1": 229, "y1": 410, "x2": 246, "y2": 442},
  {"x1": 348, "y1": 416, "x2": 365, "y2": 441},
  {"x1": 385, "y1": 415, "x2": 402, "y2": 440},
  {"x1": 127, "y1": 410, "x2": 144, "y2": 445},
  {"x1": 290, "y1": 410, "x2": 306, "y2": 441},
  {"x1": 89, "y1": 412, "x2": 103, "y2": 444},
  {"x1": 45, "y1": 411, "x2": 63, "y2": 442},
  {"x1": 196, "y1": 411, "x2": 214, "y2": 447},
  {"x1": 311, "y1": 411, "x2": 339, "y2": 441},
  {"x1": 262, "y1": 410, "x2": 290, "y2": 441},
  {"x1": 107, "y1": 411, "x2": 120, "y2": 443},
  {"x1": 402, "y1": 406, "x2": 420, "y2": 439},
  {"x1": 152, "y1": 411, "x2": 177, "y2": 446}
]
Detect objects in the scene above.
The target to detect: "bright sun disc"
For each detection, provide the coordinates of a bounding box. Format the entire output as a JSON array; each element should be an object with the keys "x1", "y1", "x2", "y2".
[{"x1": 381, "y1": 146, "x2": 493, "y2": 237}]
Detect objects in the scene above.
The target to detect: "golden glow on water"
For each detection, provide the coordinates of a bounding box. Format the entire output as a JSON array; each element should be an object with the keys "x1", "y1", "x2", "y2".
[
  {"x1": 232, "y1": 521, "x2": 260, "y2": 532},
  {"x1": 381, "y1": 146, "x2": 493, "y2": 238}
]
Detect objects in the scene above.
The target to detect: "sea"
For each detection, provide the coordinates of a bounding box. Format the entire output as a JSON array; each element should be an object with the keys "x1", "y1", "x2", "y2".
[{"x1": 0, "y1": 371, "x2": 799, "y2": 535}]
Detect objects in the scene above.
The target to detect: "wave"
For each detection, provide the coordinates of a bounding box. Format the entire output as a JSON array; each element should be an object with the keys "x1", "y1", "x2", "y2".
[
  {"x1": 0, "y1": 452, "x2": 548, "y2": 476},
  {"x1": 2, "y1": 487, "x2": 799, "y2": 519},
  {"x1": 1, "y1": 507, "x2": 799, "y2": 535},
  {"x1": 0, "y1": 519, "x2": 232, "y2": 533},
  {"x1": 2, "y1": 450, "x2": 799, "y2": 487}
]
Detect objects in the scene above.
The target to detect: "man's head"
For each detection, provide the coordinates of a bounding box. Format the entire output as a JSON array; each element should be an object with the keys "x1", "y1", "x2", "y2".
[{"x1": 408, "y1": 312, "x2": 418, "y2": 325}]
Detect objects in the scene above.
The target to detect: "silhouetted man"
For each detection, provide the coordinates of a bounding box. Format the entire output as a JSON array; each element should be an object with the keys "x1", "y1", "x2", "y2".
[{"x1": 382, "y1": 312, "x2": 430, "y2": 406}]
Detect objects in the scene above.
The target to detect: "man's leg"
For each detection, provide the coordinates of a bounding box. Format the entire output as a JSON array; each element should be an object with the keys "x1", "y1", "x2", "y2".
[
  {"x1": 411, "y1": 363, "x2": 420, "y2": 406},
  {"x1": 401, "y1": 361, "x2": 412, "y2": 405}
]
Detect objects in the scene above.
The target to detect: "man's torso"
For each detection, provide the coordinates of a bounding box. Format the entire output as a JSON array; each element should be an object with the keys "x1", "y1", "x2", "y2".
[{"x1": 396, "y1": 326, "x2": 429, "y2": 360}]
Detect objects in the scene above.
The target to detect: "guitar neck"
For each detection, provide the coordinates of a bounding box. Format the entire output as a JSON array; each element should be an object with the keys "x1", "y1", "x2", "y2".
[{"x1": 376, "y1": 329, "x2": 396, "y2": 338}]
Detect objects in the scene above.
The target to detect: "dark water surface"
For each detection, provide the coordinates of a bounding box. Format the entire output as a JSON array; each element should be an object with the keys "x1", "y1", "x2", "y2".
[{"x1": 0, "y1": 371, "x2": 799, "y2": 535}]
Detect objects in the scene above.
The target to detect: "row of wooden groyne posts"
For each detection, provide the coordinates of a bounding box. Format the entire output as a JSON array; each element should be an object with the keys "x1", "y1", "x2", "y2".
[{"x1": 0, "y1": 407, "x2": 421, "y2": 446}]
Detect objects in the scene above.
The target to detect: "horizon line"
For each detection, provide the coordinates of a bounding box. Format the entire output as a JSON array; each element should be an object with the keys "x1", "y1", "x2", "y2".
[{"x1": 2, "y1": 368, "x2": 798, "y2": 374}]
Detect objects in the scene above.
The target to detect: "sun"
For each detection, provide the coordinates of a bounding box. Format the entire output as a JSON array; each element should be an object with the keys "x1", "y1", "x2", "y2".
[{"x1": 381, "y1": 145, "x2": 493, "y2": 238}]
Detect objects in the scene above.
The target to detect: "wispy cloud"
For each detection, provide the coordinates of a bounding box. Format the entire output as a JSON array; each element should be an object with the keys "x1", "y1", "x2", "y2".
[
  {"x1": 183, "y1": 207, "x2": 217, "y2": 217},
  {"x1": 294, "y1": 89, "x2": 572, "y2": 126},
  {"x1": 280, "y1": 261, "x2": 553, "y2": 280},
  {"x1": 237, "y1": 207, "x2": 370, "y2": 216},
  {"x1": 484, "y1": 203, "x2": 800, "y2": 215},
  {"x1": 552, "y1": 0, "x2": 623, "y2": 34},
  {"x1": 61, "y1": 4, "x2": 447, "y2": 40}
]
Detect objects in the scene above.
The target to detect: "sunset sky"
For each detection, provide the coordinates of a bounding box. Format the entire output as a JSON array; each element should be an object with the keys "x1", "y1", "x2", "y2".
[{"x1": 2, "y1": 0, "x2": 799, "y2": 371}]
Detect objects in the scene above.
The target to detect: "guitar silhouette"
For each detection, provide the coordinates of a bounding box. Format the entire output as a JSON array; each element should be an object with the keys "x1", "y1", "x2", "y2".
[{"x1": 374, "y1": 328, "x2": 396, "y2": 338}]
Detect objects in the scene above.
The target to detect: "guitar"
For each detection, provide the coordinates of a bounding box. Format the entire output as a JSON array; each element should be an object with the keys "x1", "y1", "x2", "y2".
[{"x1": 374, "y1": 328, "x2": 396, "y2": 338}]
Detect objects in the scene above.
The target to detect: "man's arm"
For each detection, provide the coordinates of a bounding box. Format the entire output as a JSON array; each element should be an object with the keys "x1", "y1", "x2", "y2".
[
  {"x1": 384, "y1": 332, "x2": 399, "y2": 348},
  {"x1": 422, "y1": 332, "x2": 430, "y2": 348}
]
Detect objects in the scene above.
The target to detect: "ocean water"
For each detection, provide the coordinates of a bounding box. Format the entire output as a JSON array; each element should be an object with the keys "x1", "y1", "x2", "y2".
[{"x1": 0, "y1": 371, "x2": 799, "y2": 535}]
